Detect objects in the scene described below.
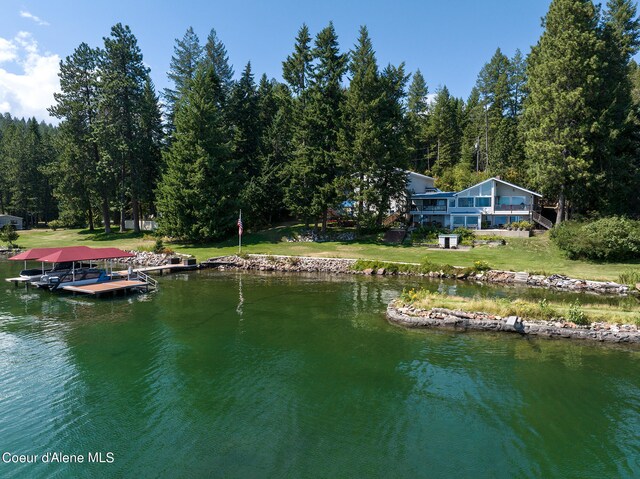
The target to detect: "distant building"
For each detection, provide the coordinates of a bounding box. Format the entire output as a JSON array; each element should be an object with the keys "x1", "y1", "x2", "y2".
[{"x1": 0, "y1": 215, "x2": 24, "y2": 230}]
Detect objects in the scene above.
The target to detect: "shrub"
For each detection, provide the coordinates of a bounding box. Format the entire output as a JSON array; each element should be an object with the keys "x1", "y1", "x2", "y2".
[
  {"x1": 452, "y1": 227, "x2": 475, "y2": 244},
  {"x1": 567, "y1": 299, "x2": 589, "y2": 325},
  {"x1": 153, "y1": 239, "x2": 165, "y2": 254},
  {"x1": 0, "y1": 224, "x2": 19, "y2": 247},
  {"x1": 551, "y1": 217, "x2": 640, "y2": 261},
  {"x1": 618, "y1": 269, "x2": 640, "y2": 286},
  {"x1": 472, "y1": 260, "x2": 491, "y2": 272}
]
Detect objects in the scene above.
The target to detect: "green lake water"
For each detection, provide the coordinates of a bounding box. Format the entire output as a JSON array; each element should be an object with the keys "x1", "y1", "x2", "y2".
[{"x1": 0, "y1": 261, "x2": 639, "y2": 478}]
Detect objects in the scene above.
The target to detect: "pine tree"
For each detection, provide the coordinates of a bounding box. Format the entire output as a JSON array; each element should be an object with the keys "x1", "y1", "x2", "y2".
[
  {"x1": 229, "y1": 62, "x2": 260, "y2": 180},
  {"x1": 594, "y1": 0, "x2": 640, "y2": 213},
  {"x1": 285, "y1": 22, "x2": 347, "y2": 231},
  {"x1": 282, "y1": 24, "x2": 313, "y2": 99},
  {"x1": 49, "y1": 43, "x2": 104, "y2": 230},
  {"x1": 204, "y1": 28, "x2": 234, "y2": 97},
  {"x1": 156, "y1": 65, "x2": 236, "y2": 241},
  {"x1": 98, "y1": 23, "x2": 152, "y2": 232},
  {"x1": 282, "y1": 24, "x2": 314, "y2": 226},
  {"x1": 164, "y1": 27, "x2": 203, "y2": 131},
  {"x1": 522, "y1": 0, "x2": 604, "y2": 223},
  {"x1": 427, "y1": 86, "x2": 462, "y2": 176},
  {"x1": 340, "y1": 26, "x2": 408, "y2": 228},
  {"x1": 406, "y1": 69, "x2": 430, "y2": 172}
]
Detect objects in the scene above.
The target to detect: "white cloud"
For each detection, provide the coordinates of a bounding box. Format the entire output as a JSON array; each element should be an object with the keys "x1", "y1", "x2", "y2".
[
  {"x1": 0, "y1": 38, "x2": 17, "y2": 63},
  {"x1": 20, "y1": 10, "x2": 49, "y2": 26},
  {"x1": 0, "y1": 32, "x2": 60, "y2": 122}
]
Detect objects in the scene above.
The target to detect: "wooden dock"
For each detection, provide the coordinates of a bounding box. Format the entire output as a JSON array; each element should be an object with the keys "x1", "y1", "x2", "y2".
[{"x1": 62, "y1": 280, "x2": 149, "y2": 297}]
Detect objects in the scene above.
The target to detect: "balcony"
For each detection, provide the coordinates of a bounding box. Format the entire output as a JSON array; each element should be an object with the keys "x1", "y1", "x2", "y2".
[
  {"x1": 495, "y1": 204, "x2": 532, "y2": 212},
  {"x1": 410, "y1": 205, "x2": 448, "y2": 213}
]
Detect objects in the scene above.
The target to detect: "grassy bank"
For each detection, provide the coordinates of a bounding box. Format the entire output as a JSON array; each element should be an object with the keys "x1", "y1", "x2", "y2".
[
  {"x1": 398, "y1": 290, "x2": 640, "y2": 326},
  {"x1": 9, "y1": 225, "x2": 640, "y2": 282}
]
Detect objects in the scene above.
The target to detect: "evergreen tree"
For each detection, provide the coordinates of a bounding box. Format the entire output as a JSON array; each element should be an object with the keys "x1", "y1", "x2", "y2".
[
  {"x1": 282, "y1": 24, "x2": 314, "y2": 226},
  {"x1": 98, "y1": 23, "x2": 153, "y2": 232},
  {"x1": 204, "y1": 28, "x2": 234, "y2": 97},
  {"x1": 285, "y1": 22, "x2": 347, "y2": 231},
  {"x1": 307, "y1": 22, "x2": 348, "y2": 231},
  {"x1": 229, "y1": 62, "x2": 261, "y2": 180},
  {"x1": 282, "y1": 24, "x2": 313, "y2": 99},
  {"x1": 340, "y1": 26, "x2": 408, "y2": 227},
  {"x1": 243, "y1": 76, "x2": 294, "y2": 227},
  {"x1": 406, "y1": 69, "x2": 430, "y2": 172},
  {"x1": 427, "y1": 86, "x2": 463, "y2": 176},
  {"x1": 164, "y1": 27, "x2": 203, "y2": 131},
  {"x1": 49, "y1": 43, "x2": 104, "y2": 230},
  {"x1": 593, "y1": 0, "x2": 640, "y2": 213},
  {"x1": 522, "y1": 0, "x2": 604, "y2": 223},
  {"x1": 156, "y1": 65, "x2": 236, "y2": 241}
]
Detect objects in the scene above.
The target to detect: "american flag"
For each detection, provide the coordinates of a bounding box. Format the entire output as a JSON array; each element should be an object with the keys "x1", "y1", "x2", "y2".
[{"x1": 237, "y1": 217, "x2": 243, "y2": 236}]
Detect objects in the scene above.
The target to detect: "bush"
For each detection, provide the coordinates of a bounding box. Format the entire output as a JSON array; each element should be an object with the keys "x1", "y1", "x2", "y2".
[
  {"x1": 411, "y1": 225, "x2": 445, "y2": 243},
  {"x1": 452, "y1": 227, "x2": 475, "y2": 245},
  {"x1": 619, "y1": 270, "x2": 640, "y2": 286},
  {"x1": 567, "y1": 299, "x2": 589, "y2": 325},
  {"x1": 551, "y1": 217, "x2": 640, "y2": 261},
  {"x1": 0, "y1": 224, "x2": 19, "y2": 247},
  {"x1": 472, "y1": 260, "x2": 491, "y2": 272}
]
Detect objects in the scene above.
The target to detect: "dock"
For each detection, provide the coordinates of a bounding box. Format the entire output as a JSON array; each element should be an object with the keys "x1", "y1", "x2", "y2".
[
  {"x1": 62, "y1": 280, "x2": 150, "y2": 297},
  {"x1": 5, "y1": 276, "x2": 32, "y2": 285}
]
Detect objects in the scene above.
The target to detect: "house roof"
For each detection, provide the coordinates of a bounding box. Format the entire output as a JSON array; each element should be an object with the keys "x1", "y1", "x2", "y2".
[
  {"x1": 457, "y1": 177, "x2": 542, "y2": 197},
  {"x1": 405, "y1": 170, "x2": 435, "y2": 181},
  {"x1": 412, "y1": 192, "x2": 456, "y2": 199},
  {"x1": 0, "y1": 214, "x2": 22, "y2": 220}
]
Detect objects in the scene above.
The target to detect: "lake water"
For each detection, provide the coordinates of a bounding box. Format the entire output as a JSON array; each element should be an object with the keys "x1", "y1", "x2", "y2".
[{"x1": 1, "y1": 261, "x2": 639, "y2": 478}]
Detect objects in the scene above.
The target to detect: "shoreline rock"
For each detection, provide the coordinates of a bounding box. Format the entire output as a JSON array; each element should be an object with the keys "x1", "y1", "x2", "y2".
[
  {"x1": 205, "y1": 254, "x2": 634, "y2": 296},
  {"x1": 386, "y1": 303, "x2": 640, "y2": 344}
]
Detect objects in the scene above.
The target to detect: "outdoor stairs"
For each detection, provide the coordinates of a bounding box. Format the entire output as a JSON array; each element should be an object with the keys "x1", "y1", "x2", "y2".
[
  {"x1": 383, "y1": 228, "x2": 407, "y2": 244},
  {"x1": 532, "y1": 211, "x2": 553, "y2": 230}
]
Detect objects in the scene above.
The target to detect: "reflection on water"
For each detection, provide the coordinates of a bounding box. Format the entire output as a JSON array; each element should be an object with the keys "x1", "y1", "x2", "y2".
[{"x1": 0, "y1": 261, "x2": 638, "y2": 479}]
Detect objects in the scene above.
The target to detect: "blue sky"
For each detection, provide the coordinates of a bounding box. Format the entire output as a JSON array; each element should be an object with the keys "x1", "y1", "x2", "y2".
[{"x1": 0, "y1": 0, "x2": 553, "y2": 122}]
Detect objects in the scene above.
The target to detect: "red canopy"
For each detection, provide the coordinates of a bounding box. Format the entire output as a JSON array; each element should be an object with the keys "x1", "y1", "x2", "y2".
[
  {"x1": 35, "y1": 246, "x2": 135, "y2": 263},
  {"x1": 8, "y1": 247, "x2": 66, "y2": 261}
]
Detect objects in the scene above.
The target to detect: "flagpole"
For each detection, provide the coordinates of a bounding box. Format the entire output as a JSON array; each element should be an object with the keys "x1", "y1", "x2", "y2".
[{"x1": 238, "y1": 209, "x2": 242, "y2": 254}]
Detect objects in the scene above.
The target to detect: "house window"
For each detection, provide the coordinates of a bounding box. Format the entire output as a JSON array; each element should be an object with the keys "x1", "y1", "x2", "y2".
[
  {"x1": 449, "y1": 199, "x2": 455, "y2": 207},
  {"x1": 458, "y1": 197, "x2": 474, "y2": 208},
  {"x1": 453, "y1": 216, "x2": 465, "y2": 226},
  {"x1": 512, "y1": 196, "x2": 526, "y2": 208},
  {"x1": 480, "y1": 182, "x2": 492, "y2": 196},
  {"x1": 475, "y1": 197, "x2": 491, "y2": 207},
  {"x1": 494, "y1": 216, "x2": 508, "y2": 226},
  {"x1": 466, "y1": 216, "x2": 479, "y2": 228}
]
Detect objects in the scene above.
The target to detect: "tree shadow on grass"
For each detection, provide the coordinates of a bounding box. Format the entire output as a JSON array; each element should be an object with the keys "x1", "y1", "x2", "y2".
[{"x1": 76, "y1": 228, "x2": 146, "y2": 242}]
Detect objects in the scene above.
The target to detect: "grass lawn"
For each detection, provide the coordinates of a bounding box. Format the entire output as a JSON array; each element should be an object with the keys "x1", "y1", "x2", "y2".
[{"x1": 10, "y1": 225, "x2": 640, "y2": 282}]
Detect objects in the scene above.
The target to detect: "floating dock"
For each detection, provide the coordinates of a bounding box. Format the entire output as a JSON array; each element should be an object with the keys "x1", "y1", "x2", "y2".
[{"x1": 62, "y1": 280, "x2": 150, "y2": 297}]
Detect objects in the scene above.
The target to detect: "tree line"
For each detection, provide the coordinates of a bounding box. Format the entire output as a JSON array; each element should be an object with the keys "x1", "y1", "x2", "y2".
[{"x1": 1, "y1": 0, "x2": 638, "y2": 239}]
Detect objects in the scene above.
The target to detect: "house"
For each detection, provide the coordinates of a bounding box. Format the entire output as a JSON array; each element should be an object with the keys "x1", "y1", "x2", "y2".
[
  {"x1": 409, "y1": 177, "x2": 545, "y2": 230},
  {"x1": 389, "y1": 170, "x2": 438, "y2": 214},
  {"x1": 0, "y1": 215, "x2": 23, "y2": 230}
]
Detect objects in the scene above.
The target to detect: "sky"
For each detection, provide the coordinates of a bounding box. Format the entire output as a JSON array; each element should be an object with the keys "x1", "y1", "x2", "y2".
[{"x1": 0, "y1": 0, "x2": 555, "y2": 123}]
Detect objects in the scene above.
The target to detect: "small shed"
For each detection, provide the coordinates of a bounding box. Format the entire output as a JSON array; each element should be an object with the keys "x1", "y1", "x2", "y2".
[
  {"x1": 438, "y1": 234, "x2": 459, "y2": 249},
  {"x1": 0, "y1": 215, "x2": 23, "y2": 230}
]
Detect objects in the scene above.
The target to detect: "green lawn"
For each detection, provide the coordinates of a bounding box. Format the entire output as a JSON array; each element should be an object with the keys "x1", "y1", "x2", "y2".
[{"x1": 9, "y1": 225, "x2": 640, "y2": 282}]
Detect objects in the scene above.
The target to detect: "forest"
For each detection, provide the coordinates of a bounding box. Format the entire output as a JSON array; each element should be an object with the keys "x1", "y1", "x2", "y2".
[{"x1": 0, "y1": 0, "x2": 639, "y2": 241}]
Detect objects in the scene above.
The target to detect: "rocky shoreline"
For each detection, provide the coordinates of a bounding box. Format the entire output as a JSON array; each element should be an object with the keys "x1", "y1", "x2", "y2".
[
  {"x1": 207, "y1": 254, "x2": 636, "y2": 296},
  {"x1": 386, "y1": 303, "x2": 640, "y2": 344}
]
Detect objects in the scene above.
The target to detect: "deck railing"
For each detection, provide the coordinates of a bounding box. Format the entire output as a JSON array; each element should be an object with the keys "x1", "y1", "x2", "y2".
[{"x1": 134, "y1": 270, "x2": 158, "y2": 291}]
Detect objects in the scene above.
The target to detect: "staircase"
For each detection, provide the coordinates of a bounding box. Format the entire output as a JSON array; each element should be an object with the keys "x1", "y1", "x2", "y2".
[
  {"x1": 532, "y1": 211, "x2": 553, "y2": 230},
  {"x1": 383, "y1": 229, "x2": 407, "y2": 244}
]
